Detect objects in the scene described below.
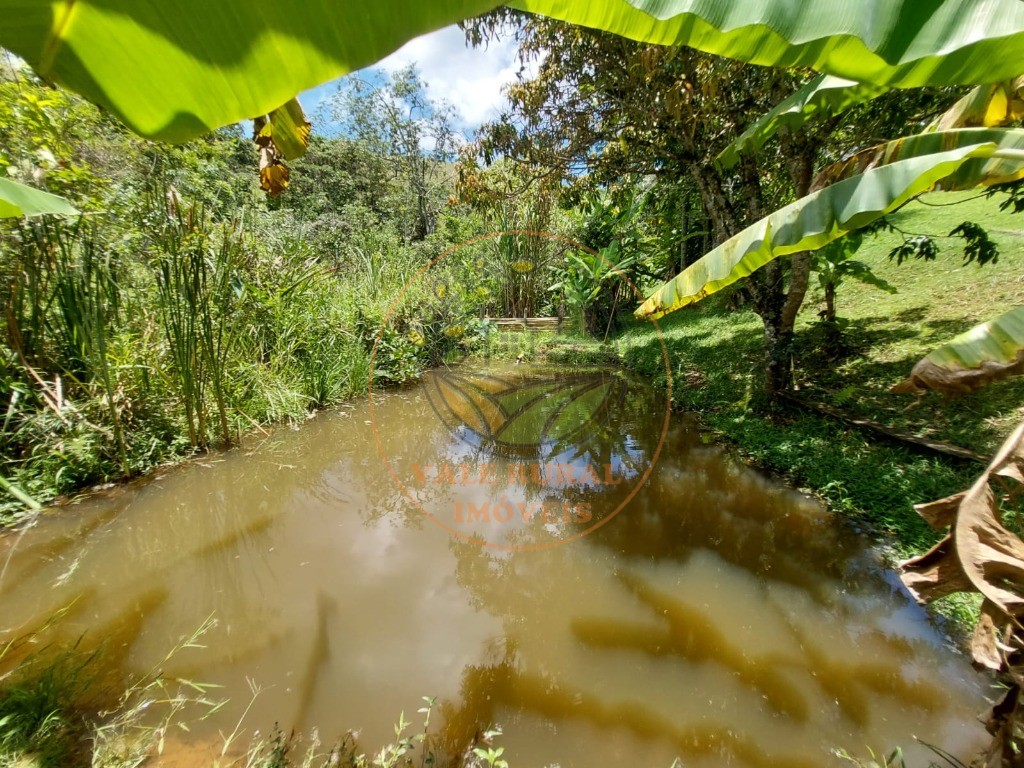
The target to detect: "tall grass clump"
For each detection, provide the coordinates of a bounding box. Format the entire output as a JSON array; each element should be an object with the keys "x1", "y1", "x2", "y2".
[
  {"x1": 0, "y1": 641, "x2": 98, "y2": 768},
  {"x1": 151, "y1": 201, "x2": 244, "y2": 448},
  {"x1": 44, "y1": 221, "x2": 130, "y2": 475},
  {"x1": 0, "y1": 616, "x2": 224, "y2": 768}
]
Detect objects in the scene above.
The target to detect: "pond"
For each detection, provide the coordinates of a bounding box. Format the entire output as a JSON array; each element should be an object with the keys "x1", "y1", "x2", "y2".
[{"x1": 0, "y1": 363, "x2": 988, "y2": 766}]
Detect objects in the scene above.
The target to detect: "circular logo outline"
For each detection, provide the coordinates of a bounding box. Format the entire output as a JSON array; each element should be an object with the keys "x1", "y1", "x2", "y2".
[{"x1": 368, "y1": 230, "x2": 673, "y2": 552}]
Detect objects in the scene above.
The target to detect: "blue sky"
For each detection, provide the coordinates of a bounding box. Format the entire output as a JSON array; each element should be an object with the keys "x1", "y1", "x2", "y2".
[{"x1": 297, "y1": 24, "x2": 528, "y2": 139}]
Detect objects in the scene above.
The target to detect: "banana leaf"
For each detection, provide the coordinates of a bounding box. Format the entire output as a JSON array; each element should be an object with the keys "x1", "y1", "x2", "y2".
[
  {"x1": 635, "y1": 141, "x2": 1017, "y2": 320},
  {"x1": 256, "y1": 98, "x2": 312, "y2": 162},
  {"x1": 513, "y1": 0, "x2": 1024, "y2": 88},
  {"x1": 716, "y1": 75, "x2": 888, "y2": 170},
  {"x1": 927, "y1": 77, "x2": 1024, "y2": 132},
  {"x1": 814, "y1": 128, "x2": 1024, "y2": 191},
  {"x1": 3, "y1": 0, "x2": 1024, "y2": 148},
  {"x1": 901, "y1": 417, "x2": 1024, "y2": 648},
  {"x1": 253, "y1": 97, "x2": 311, "y2": 195},
  {"x1": 893, "y1": 307, "x2": 1024, "y2": 397},
  {"x1": 0, "y1": 178, "x2": 79, "y2": 218}
]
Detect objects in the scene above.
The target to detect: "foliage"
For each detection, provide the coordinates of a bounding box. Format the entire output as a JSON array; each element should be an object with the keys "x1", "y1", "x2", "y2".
[
  {"x1": 151, "y1": 203, "x2": 244, "y2": 449},
  {"x1": 0, "y1": 644, "x2": 97, "y2": 768},
  {"x1": 330, "y1": 65, "x2": 460, "y2": 241},
  {"x1": 0, "y1": 616, "x2": 221, "y2": 768},
  {"x1": 717, "y1": 75, "x2": 888, "y2": 170},
  {"x1": 3, "y1": 0, "x2": 1024, "y2": 155},
  {"x1": 0, "y1": 63, "x2": 115, "y2": 205},
  {"x1": 508, "y1": 0, "x2": 1024, "y2": 87},
  {"x1": 0, "y1": 69, "x2": 487, "y2": 519},
  {"x1": 814, "y1": 128, "x2": 1024, "y2": 193},
  {"x1": 927, "y1": 76, "x2": 1024, "y2": 132},
  {"x1": 0, "y1": 178, "x2": 77, "y2": 218},
  {"x1": 463, "y1": 12, "x2": 959, "y2": 393},
  {"x1": 550, "y1": 189, "x2": 647, "y2": 336},
  {"x1": 457, "y1": 161, "x2": 563, "y2": 318},
  {"x1": 900, "y1": 421, "x2": 1024, "y2": 766},
  {"x1": 636, "y1": 143, "x2": 995, "y2": 320},
  {"x1": 253, "y1": 98, "x2": 312, "y2": 196},
  {"x1": 466, "y1": 13, "x2": 806, "y2": 227},
  {"x1": 811, "y1": 231, "x2": 896, "y2": 326}
]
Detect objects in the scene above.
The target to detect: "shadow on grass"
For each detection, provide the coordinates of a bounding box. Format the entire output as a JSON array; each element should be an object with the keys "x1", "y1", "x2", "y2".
[
  {"x1": 893, "y1": 307, "x2": 929, "y2": 324},
  {"x1": 922, "y1": 317, "x2": 971, "y2": 338},
  {"x1": 793, "y1": 313, "x2": 1022, "y2": 454},
  {"x1": 618, "y1": 314, "x2": 764, "y2": 405}
]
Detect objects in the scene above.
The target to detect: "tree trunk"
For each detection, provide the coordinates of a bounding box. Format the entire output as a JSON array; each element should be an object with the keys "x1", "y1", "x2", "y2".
[
  {"x1": 779, "y1": 251, "x2": 812, "y2": 335},
  {"x1": 824, "y1": 281, "x2": 836, "y2": 323},
  {"x1": 748, "y1": 261, "x2": 793, "y2": 396},
  {"x1": 689, "y1": 166, "x2": 737, "y2": 242}
]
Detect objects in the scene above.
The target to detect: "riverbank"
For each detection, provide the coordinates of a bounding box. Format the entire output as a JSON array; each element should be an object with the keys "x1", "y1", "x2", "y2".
[
  {"x1": 1, "y1": 354, "x2": 991, "y2": 768},
  {"x1": 500, "y1": 191, "x2": 1024, "y2": 628}
]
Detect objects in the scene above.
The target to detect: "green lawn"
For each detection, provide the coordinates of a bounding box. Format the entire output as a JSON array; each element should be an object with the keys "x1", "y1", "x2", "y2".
[{"x1": 797, "y1": 190, "x2": 1024, "y2": 453}]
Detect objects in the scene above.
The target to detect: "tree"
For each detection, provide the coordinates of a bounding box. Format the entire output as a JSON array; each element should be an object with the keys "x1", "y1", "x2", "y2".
[
  {"x1": 465, "y1": 11, "x2": 875, "y2": 392},
  {"x1": 457, "y1": 159, "x2": 561, "y2": 317},
  {"x1": 330, "y1": 64, "x2": 460, "y2": 241}
]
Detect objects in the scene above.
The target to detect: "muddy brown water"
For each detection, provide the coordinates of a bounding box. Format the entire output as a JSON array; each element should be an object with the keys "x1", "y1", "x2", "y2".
[{"x1": 0, "y1": 363, "x2": 989, "y2": 766}]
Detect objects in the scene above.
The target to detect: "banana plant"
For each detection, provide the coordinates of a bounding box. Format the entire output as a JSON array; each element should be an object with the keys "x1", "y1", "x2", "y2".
[
  {"x1": 718, "y1": 72, "x2": 1024, "y2": 173},
  {"x1": 927, "y1": 76, "x2": 1024, "y2": 132},
  {"x1": 551, "y1": 244, "x2": 639, "y2": 308},
  {"x1": 551, "y1": 242, "x2": 640, "y2": 336},
  {"x1": 637, "y1": 129, "x2": 1024, "y2": 320},
  {"x1": 2, "y1": 0, "x2": 1023, "y2": 152},
  {"x1": 811, "y1": 231, "x2": 895, "y2": 325},
  {"x1": 716, "y1": 75, "x2": 888, "y2": 170}
]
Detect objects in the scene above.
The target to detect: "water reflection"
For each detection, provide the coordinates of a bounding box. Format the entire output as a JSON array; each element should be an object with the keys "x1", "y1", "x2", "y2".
[{"x1": 0, "y1": 363, "x2": 988, "y2": 766}]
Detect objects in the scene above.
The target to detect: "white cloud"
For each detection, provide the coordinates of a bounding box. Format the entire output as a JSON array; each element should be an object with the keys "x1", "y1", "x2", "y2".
[
  {"x1": 375, "y1": 25, "x2": 522, "y2": 130},
  {"x1": 299, "y1": 24, "x2": 532, "y2": 137}
]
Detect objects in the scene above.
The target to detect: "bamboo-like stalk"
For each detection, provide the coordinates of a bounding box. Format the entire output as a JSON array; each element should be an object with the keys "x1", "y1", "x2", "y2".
[
  {"x1": 31, "y1": 218, "x2": 131, "y2": 476},
  {"x1": 153, "y1": 201, "x2": 242, "y2": 449}
]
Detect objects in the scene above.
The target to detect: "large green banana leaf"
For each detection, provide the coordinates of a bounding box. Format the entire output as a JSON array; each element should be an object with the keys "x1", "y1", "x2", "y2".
[
  {"x1": 3, "y1": 0, "x2": 1024, "y2": 146},
  {"x1": 814, "y1": 128, "x2": 1024, "y2": 191},
  {"x1": 893, "y1": 307, "x2": 1024, "y2": 397},
  {"x1": 716, "y1": 75, "x2": 887, "y2": 170},
  {"x1": 0, "y1": 178, "x2": 79, "y2": 218},
  {"x1": 0, "y1": 0, "x2": 496, "y2": 143},
  {"x1": 635, "y1": 140, "x2": 1022, "y2": 320},
  {"x1": 513, "y1": 0, "x2": 1024, "y2": 89}
]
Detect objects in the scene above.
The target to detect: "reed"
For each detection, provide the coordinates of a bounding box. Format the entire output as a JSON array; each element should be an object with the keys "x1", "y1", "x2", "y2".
[{"x1": 152, "y1": 203, "x2": 242, "y2": 448}]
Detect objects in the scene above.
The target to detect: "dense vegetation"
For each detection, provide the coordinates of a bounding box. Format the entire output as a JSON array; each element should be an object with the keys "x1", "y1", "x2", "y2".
[
  {"x1": 0, "y1": 64, "x2": 552, "y2": 522},
  {"x1": 3, "y1": 1, "x2": 1024, "y2": 765}
]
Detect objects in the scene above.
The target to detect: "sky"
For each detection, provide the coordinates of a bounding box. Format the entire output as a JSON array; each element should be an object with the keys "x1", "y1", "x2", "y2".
[{"x1": 297, "y1": 24, "x2": 527, "y2": 139}]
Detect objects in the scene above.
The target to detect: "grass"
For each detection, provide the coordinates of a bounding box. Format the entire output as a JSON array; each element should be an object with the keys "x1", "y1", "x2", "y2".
[
  {"x1": 0, "y1": 647, "x2": 98, "y2": 768},
  {"x1": 609, "y1": 190, "x2": 1024, "y2": 565},
  {"x1": 795, "y1": 190, "x2": 1024, "y2": 454},
  {"x1": 0, "y1": 632, "x2": 503, "y2": 768}
]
